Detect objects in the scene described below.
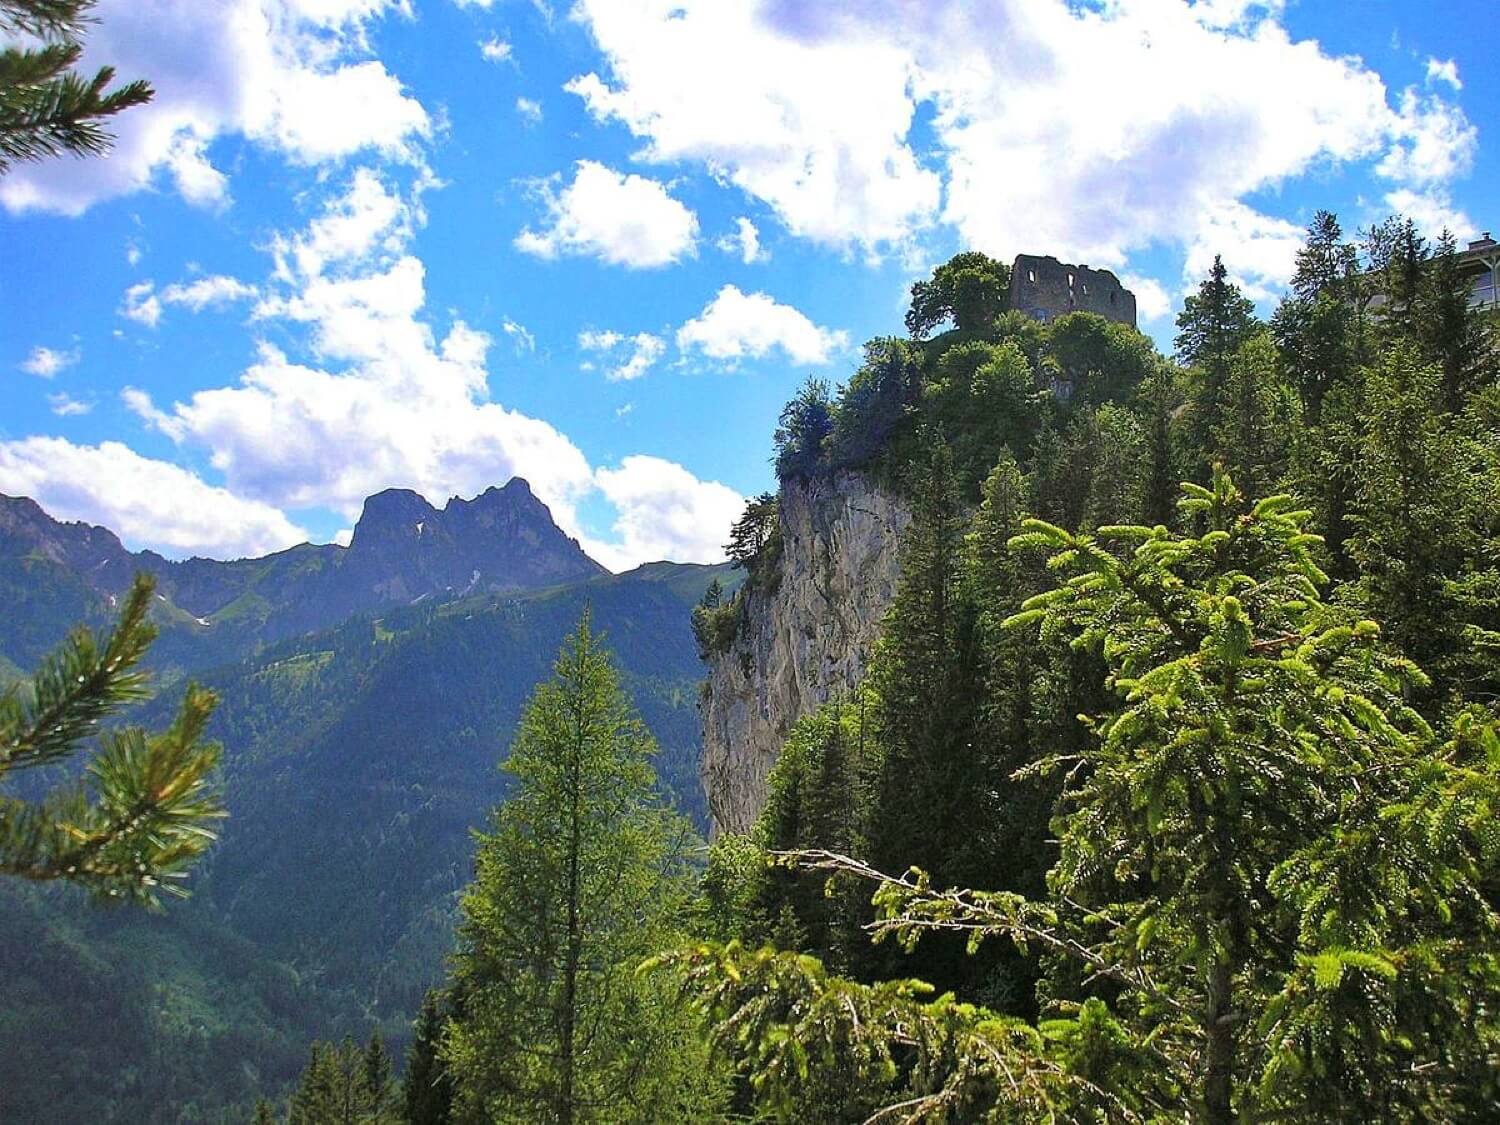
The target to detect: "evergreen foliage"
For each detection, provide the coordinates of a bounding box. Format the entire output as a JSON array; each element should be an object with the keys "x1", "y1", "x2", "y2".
[
  {"x1": 0, "y1": 572, "x2": 223, "y2": 903},
  {"x1": 0, "y1": 0, "x2": 153, "y2": 174},
  {"x1": 285, "y1": 1032, "x2": 399, "y2": 1124},
  {"x1": 441, "y1": 612, "x2": 725, "y2": 1123}
]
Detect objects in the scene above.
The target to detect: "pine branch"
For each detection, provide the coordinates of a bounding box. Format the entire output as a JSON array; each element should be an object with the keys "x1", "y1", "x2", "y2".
[{"x1": 0, "y1": 572, "x2": 155, "y2": 775}]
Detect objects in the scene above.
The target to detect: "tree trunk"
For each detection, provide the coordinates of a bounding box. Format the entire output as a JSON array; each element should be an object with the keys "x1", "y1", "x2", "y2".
[
  {"x1": 1203, "y1": 953, "x2": 1235, "y2": 1125},
  {"x1": 559, "y1": 685, "x2": 585, "y2": 1125}
]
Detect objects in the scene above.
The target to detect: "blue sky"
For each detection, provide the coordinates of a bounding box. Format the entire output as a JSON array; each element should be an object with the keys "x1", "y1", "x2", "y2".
[{"x1": 1, "y1": 0, "x2": 1495, "y2": 568}]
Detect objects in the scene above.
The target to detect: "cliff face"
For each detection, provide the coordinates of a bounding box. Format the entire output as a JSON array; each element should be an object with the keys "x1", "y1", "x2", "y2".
[{"x1": 701, "y1": 471, "x2": 910, "y2": 835}]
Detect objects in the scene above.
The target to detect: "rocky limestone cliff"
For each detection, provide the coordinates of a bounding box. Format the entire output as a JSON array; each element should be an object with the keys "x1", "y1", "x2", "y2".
[{"x1": 701, "y1": 471, "x2": 910, "y2": 835}]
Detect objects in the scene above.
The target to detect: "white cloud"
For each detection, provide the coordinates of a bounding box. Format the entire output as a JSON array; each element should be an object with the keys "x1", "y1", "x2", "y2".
[
  {"x1": 1183, "y1": 201, "x2": 1307, "y2": 301},
  {"x1": 1425, "y1": 57, "x2": 1461, "y2": 91},
  {"x1": 126, "y1": 240, "x2": 143, "y2": 267},
  {"x1": 585, "y1": 455, "x2": 743, "y2": 571},
  {"x1": 1383, "y1": 187, "x2": 1474, "y2": 242},
  {"x1": 716, "y1": 216, "x2": 767, "y2": 264},
  {"x1": 568, "y1": 2, "x2": 938, "y2": 254},
  {"x1": 515, "y1": 160, "x2": 698, "y2": 268},
  {"x1": 48, "y1": 393, "x2": 93, "y2": 417},
  {"x1": 121, "y1": 282, "x2": 163, "y2": 328},
  {"x1": 1120, "y1": 274, "x2": 1172, "y2": 322},
  {"x1": 161, "y1": 275, "x2": 260, "y2": 311},
  {"x1": 481, "y1": 35, "x2": 513, "y2": 62},
  {"x1": 515, "y1": 96, "x2": 543, "y2": 123},
  {"x1": 503, "y1": 318, "x2": 536, "y2": 353},
  {"x1": 0, "y1": 0, "x2": 429, "y2": 216},
  {"x1": 1377, "y1": 88, "x2": 1477, "y2": 188},
  {"x1": 20, "y1": 345, "x2": 80, "y2": 378},
  {"x1": 578, "y1": 329, "x2": 624, "y2": 351},
  {"x1": 579, "y1": 330, "x2": 663, "y2": 381},
  {"x1": 569, "y1": 0, "x2": 1477, "y2": 285},
  {"x1": 0, "y1": 437, "x2": 307, "y2": 558},
  {"x1": 677, "y1": 285, "x2": 848, "y2": 366}
]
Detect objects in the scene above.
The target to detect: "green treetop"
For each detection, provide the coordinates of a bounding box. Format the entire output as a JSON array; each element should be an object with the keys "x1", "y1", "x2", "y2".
[
  {"x1": 443, "y1": 611, "x2": 724, "y2": 1123},
  {"x1": 0, "y1": 572, "x2": 223, "y2": 904},
  {"x1": 905, "y1": 251, "x2": 1012, "y2": 340},
  {"x1": 1, "y1": 0, "x2": 153, "y2": 174}
]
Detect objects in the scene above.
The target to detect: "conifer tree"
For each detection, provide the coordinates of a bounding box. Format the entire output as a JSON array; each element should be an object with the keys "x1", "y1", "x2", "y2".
[
  {"x1": 0, "y1": 572, "x2": 223, "y2": 902},
  {"x1": 443, "y1": 612, "x2": 723, "y2": 1123},
  {"x1": 1212, "y1": 331, "x2": 1292, "y2": 498},
  {"x1": 402, "y1": 990, "x2": 455, "y2": 1125},
  {"x1": 1175, "y1": 254, "x2": 1257, "y2": 452},
  {"x1": 1272, "y1": 210, "x2": 1365, "y2": 422},
  {"x1": 0, "y1": 0, "x2": 153, "y2": 174},
  {"x1": 1419, "y1": 230, "x2": 1495, "y2": 411}
]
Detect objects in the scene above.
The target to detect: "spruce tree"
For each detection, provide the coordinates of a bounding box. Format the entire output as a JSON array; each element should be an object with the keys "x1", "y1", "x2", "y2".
[
  {"x1": 443, "y1": 612, "x2": 723, "y2": 1123},
  {"x1": 0, "y1": 572, "x2": 223, "y2": 902},
  {"x1": 1175, "y1": 254, "x2": 1257, "y2": 454},
  {"x1": 0, "y1": 0, "x2": 153, "y2": 174},
  {"x1": 1419, "y1": 230, "x2": 1495, "y2": 411},
  {"x1": 402, "y1": 990, "x2": 455, "y2": 1125}
]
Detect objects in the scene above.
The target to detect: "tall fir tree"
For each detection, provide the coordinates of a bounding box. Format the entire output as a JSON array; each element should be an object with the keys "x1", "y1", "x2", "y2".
[{"x1": 442, "y1": 612, "x2": 723, "y2": 1123}]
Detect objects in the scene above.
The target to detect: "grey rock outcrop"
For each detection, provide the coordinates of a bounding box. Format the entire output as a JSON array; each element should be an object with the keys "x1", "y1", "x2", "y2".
[{"x1": 701, "y1": 471, "x2": 910, "y2": 835}]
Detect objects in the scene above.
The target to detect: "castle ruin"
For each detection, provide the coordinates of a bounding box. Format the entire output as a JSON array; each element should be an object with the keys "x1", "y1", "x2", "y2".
[{"x1": 1008, "y1": 254, "x2": 1137, "y2": 330}]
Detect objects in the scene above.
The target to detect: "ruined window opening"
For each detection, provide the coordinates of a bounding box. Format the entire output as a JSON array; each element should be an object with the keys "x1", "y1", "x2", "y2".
[
  {"x1": 1082, "y1": 283, "x2": 1089, "y2": 296},
  {"x1": 1068, "y1": 273, "x2": 1075, "y2": 287},
  {"x1": 1027, "y1": 269, "x2": 1036, "y2": 283}
]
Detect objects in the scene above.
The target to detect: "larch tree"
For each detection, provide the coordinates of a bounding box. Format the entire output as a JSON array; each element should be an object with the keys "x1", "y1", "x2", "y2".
[
  {"x1": 0, "y1": 0, "x2": 153, "y2": 174},
  {"x1": 442, "y1": 612, "x2": 723, "y2": 1124}
]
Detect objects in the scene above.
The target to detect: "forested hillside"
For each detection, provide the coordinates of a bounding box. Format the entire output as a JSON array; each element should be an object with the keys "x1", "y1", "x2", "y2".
[
  {"x1": 0, "y1": 527, "x2": 731, "y2": 1120},
  {"x1": 667, "y1": 218, "x2": 1500, "y2": 1121}
]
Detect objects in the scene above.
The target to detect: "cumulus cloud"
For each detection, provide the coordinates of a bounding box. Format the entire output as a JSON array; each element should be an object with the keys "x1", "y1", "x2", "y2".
[
  {"x1": 20, "y1": 345, "x2": 80, "y2": 378},
  {"x1": 579, "y1": 330, "x2": 665, "y2": 381},
  {"x1": 568, "y1": 0, "x2": 1478, "y2": 287},
  {"x1": 119, "y1": 166, "x2": 596, "y2": 538},
  {"x1": 717, "y1": 216, "x2": 767, "y2": 264},
  {"x1": 0, "y1": 437, "x2": 307, "y2": 557},
  {"x1": 568, "y1": 2, "x2": 937, "y2": 254},
  {"x1": 677, "y1": 285, "x2": 848, "y2": 366},
  {"x1": 515, "y1": 96, "x2": 543, "y2": 123},
  {"x1": 1382, "y1": 187, "x2": 1474, "y2": 242},
  {"x1": 480, "y1": 36, "x2": 513, "y2": 62},
  {"x1": 585, "y1": 455, "x2": 743, "y2": 572},
  {"x1": 0, "y1": 0, "x2": 429, "y2": 216},
  {"x1": 515, "y1": 160, "x2": 698, "y2": 268},
  {"x1": 1183, "y1": 201, "x2": 1307, "y2": 301}
]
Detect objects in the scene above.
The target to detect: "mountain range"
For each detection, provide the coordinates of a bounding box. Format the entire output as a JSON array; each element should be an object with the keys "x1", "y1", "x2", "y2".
[{"x1": 0, "y1": 482, "x2": 732, "y2": 1123}]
